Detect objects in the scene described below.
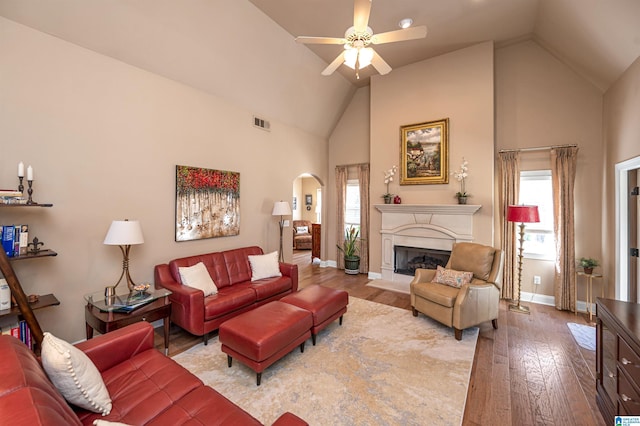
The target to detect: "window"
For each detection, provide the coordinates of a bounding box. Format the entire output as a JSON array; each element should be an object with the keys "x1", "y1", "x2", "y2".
[
  {"x1": 344, "y1": 180, "x2": 360, "y2": 232},
  {"x1": 519, "y1": 170, "x2": 554, "y2": 260}
]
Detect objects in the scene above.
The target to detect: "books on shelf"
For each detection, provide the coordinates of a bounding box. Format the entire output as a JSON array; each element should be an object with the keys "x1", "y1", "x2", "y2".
[
  {"x1": 0, "y1": 319, "x2": 32, "y2": 349},
  {"x1": 1, "y1": 224, "x2": 29, "y2": 257},
  {"x1": 2, "y1": 225, "x2": 14, "y2": 257},
  {"x1": 0, "y1": 190, "x2": 22, "y2": 198}
]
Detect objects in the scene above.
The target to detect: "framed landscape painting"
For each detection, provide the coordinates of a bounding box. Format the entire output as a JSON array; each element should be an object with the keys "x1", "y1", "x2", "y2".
[
  {"x1": 400, "y1": 118, "x2": 449, "y2": 185},
  {"x1": 175, "y1": 165, "x2": 240, "y2": 241}
]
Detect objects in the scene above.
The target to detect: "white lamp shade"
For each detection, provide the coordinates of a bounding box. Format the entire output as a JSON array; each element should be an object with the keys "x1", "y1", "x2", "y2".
[
  {"x1": 272, "y1": 201, "x2": 292, "y2": 216},
  {"x1": 103, "y1": 220, "x2": 144, "y2": 245}
]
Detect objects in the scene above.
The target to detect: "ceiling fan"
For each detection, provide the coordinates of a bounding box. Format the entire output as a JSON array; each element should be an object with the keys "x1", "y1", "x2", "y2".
[{"x1": 295, "y1": 0, "x2": 427, "y2": 79}]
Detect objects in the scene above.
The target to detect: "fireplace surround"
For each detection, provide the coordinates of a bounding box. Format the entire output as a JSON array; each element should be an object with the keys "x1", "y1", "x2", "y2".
[{"x1": 374, "y1": 204, "x2": 481, "y2": 286}]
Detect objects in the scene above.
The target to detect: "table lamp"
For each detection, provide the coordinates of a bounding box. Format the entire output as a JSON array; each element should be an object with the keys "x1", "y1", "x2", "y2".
[
  {"x1": 507, "y1": 205, "x2": 540, "y2": 314},
  {"x1": 103, "y1": 219, "x2": 144, "y2": 296},
  {"x1": 272, "y1": 201, "x2": 292, "y2": 262}
]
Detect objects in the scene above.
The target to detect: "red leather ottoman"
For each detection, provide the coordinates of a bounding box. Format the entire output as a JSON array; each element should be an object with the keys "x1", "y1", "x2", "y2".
[
  {"x1": 219, "y1": 301, "x2": 312, "y2": 385},
  {"x1": 280, "y1": 285, "x2": 348, "y2": 345}
]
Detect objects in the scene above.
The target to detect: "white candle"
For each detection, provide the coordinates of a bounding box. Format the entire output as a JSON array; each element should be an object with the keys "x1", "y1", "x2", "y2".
[
  {"x1": 18, "y1": 162, "x2": 24, "y2": 177},
  {"x1": 27, "y1": 166, "x2": 33, "y2": 181}
]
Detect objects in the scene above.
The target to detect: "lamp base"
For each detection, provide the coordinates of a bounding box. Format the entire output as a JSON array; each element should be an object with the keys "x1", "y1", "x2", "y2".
[{"x1": 509, "y1": 302, "x2": 530, "y2": 314}]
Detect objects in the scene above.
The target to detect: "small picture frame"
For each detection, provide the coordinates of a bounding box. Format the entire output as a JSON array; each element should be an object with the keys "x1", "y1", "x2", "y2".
[
  {"x1": 292, "y1": 196, "x2": 297, "y2": 211},
  {"x1": 305, "y1": 194, "x2": 313, "y2": 206}
]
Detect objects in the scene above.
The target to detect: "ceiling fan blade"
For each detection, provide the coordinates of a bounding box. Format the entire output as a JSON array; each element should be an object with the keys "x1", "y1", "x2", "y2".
[
  {"x1": 295, "y1": 36, "x2": 346, "y2": 45},
  {"x1": 370, "y1": 50, "x2": 392, "y2": 75},
  {"x1": 353, "y1": 0, "x2": 372, "y2": 33},
  {"x1": 322, "y1": 52, "x2": 346, "y2": 76},
  {"x1": 371, "y1": 26, "x2": 427, "y2": 44}
]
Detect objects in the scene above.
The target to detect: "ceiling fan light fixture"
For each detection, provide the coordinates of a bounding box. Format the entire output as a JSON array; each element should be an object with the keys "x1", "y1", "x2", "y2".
[
  {"x1": 399, "y1": 18, "x2": 413, "y2": 29},
  {"x1": 358, "y1": 47, "x2": 374, "y2": 68},
  {"x1": 344, "y1": 48, "x2": 358, "y2": 69}
]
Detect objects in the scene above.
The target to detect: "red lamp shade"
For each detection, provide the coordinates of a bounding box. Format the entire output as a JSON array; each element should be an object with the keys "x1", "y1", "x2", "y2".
[{"x1": 507, "y1": 205, "x2": 540, "y2": 223}]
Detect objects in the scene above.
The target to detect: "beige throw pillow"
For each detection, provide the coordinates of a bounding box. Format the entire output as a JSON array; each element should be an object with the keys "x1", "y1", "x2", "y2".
[
  {"x1": 433, "y1": 265, "x2": 473, "y2": 288},
  {"x1": 41, "y1": 332, "x2": 112, "y2": 415},
  {"x1": 249, "y1": 251, "x2": 282, "y2": 281},
  {"x1": 178, "y1": 262, "x2": 218, "y2": 296}
]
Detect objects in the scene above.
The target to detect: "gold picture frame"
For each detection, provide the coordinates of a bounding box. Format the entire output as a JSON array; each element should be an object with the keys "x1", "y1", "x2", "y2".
[{"x1": 400, "y1": 118, "x2": 449, "y2": 185}]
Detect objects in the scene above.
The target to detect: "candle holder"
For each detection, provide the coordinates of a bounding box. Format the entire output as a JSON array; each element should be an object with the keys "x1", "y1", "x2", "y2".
[
  {"x1": 18, "y1": 176, "x2": 24, "y2": 194},
  {"x1": 26, "y1": 180, "x2": 34, "y2": 205}
]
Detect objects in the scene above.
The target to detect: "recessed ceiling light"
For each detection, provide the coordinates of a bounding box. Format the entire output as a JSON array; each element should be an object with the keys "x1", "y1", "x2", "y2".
[{"x1": 398, "y1": 18, "x2": 413, "y2": 29}]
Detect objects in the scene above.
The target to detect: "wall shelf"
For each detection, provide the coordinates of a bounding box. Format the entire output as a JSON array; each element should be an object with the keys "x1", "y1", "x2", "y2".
[
  {"x1": 0, "y1": 293, "x2": 60, "y2": 320},
  {"x1": 8, "y1": 249, "x2": 57, "y2": 261}
]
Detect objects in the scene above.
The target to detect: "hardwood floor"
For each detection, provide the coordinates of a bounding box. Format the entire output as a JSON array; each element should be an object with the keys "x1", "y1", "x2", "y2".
[{"x1": 155, "y1": 250, "x2": 605, "y2": 426}]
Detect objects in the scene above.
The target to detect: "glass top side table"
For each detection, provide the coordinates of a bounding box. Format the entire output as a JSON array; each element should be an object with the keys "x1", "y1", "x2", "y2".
[
  {"x1": 84, "y1": 288, "x2": 172, "y2": 355},
  {"x1": 84, "y1": 288, "x2": 172, "y2": 313}
]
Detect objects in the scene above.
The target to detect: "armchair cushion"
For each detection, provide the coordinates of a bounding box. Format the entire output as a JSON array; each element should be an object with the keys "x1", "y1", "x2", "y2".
[
  {"x1": 448, "y1": 242, "x2": 496, "y2": 281},
  {"x1": 412, "y1": 281, "x2": 460, "y2": 308},
  {"x1": 433, "y1": 265, "x2": 473, "y2": 288}
]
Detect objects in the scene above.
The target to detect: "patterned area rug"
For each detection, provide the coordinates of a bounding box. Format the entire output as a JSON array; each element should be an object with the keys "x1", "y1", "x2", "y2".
[
  {"x1": 173, "y1": 297, "x2": 478, "y2": 426},
  {"x1": 567, "y1": 322, "x2": 596, "y2": 351}
]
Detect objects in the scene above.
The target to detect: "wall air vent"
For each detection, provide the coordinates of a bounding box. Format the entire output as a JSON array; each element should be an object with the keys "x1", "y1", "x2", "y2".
[{"x1": 253, "y1": 116, "x2": 270, "y2": 131}]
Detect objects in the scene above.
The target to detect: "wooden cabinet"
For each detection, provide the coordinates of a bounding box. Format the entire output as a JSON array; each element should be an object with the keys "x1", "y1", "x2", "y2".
[
  {"x1": 596, "y1": 298, "x2": 640, "y2": 420},
  {"x1": 311, "y1": 223, "x2": 321, "y2": 260}
]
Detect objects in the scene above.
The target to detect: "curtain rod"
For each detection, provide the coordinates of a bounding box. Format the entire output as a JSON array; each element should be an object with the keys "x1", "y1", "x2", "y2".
[
  {"x1": 335, "y1": 162, "x2": 369, "y2": 168},
  {"x1": 498, "y1": 144, "x2": 577, "y2": 153}
]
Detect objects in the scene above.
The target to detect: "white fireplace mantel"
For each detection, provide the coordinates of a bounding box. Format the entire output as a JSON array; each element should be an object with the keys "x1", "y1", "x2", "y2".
[
  {"x1": 374, "y1": 204, "x2": 481, "y2": 285},
  {"x1": 374, "y1": 204, "x2": 481, "y2": 215}
]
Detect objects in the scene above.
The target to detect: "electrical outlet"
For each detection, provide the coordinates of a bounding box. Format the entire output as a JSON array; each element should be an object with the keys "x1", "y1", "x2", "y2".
[{"x1": 533, "y1": 275, "x2": 541, "y2": 285}]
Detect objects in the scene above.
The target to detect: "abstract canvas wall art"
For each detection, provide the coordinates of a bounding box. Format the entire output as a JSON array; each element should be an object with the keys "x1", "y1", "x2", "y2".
[{"x1": 175, "y1": 165, "x2": 240, "y2": 241}]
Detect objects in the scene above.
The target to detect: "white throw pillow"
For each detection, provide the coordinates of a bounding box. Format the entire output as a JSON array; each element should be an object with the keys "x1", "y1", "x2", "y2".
[
  {"x1": 94, "y1": 421, "x2": 132, "y2": 426},
  {"x1": 249, "y1": 251, "x2": 282, "y2": 281},
  {"x1": 178, "y1": 262, "x2": 218, "y2": 296},
  {"x1": 296, "y1": 226, "x2": 309, "y2": 234},
  {"x1": 41, "y1": 332, "x2": 112, "y2": 415}
]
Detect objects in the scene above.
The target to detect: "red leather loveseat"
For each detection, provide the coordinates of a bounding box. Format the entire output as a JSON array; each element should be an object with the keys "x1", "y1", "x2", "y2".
[
  {"x1": 0, "y1": 321, "x2": 306, "y2": 425},
  {"x1": 154, "y1": 246, "x2": 298, "y2": 344}
]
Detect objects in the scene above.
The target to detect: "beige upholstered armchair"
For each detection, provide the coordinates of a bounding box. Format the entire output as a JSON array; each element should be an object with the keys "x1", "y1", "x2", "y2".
[{"x1": 410, "y1": 242, "x2": 504, "y2": 340}]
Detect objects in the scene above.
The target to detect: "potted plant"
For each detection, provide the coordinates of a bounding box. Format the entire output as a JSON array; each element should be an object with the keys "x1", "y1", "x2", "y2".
[
  {"x1": 337, "y1": 226, "x2": 361, "y2": 274},
  {"x1": 452, "y1": 157, "x2": 469, "y2": 204},
  {"x1": 579, "y1": 257, "x2": 599, "y2": 274},
  {"x1": 382, "y1": 165, "x2": 398, "y2": 204}
]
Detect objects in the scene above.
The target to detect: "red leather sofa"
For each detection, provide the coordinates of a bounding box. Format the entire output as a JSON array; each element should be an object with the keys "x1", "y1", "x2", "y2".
[
  {"x1": 154, "y1": 246, "x2": 298, "y2": 344},
  {"x1": 0, "y1": 321, "x2": 306, "y2": 425}
]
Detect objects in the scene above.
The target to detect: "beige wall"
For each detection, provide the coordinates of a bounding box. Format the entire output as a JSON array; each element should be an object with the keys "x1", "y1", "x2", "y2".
[
  {"x1": 495, "y1": 40, "x2": 604, "y2": 300},
  {"x1": 0, "y1": 18, "x2": 328, "y2": 342},
  {"x1": 368, "y1": 42, "x2": 495, "y2": 274},
  {"x1": 603, "y1": 55, "x2": 640, "y2": 298}
]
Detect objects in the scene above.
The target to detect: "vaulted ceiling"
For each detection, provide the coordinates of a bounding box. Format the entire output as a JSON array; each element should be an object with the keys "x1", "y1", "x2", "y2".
[
  {"x1": 1, "y1": 0, "x2": 639, "y2": 137},
  {"x1": 249, "y1": 0, "x2": 640, "y2": 91}
]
